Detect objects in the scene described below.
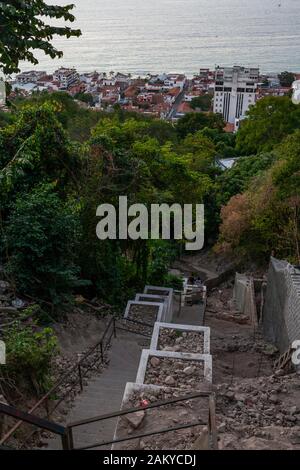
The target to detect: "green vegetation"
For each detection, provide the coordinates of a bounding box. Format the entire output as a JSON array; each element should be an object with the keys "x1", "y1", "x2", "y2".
[
  {"x1": 74, "y1": 92, "x2": 94, "y2": 106},
  {"x1": 0, "y1": 87, "x2": 299, "y2": 323},
  {"x1": 236, "y1": 96, "x2": 300, "y2": 154},
  {"x1": 216, "y1": 110, "x2": 300, "y2": 264},
  {"x1": 176, "y1": 112, "x2": 224, "y2": 139},
  {"x1": 0, "y1": 1, "x2": 81, "y2": 73},
  {"x1": 278, "y1": 71, "x2": 296, "y2": 88},
  {"x1": 5, "y1": 184, "x2": 84, "y2": 308},
  {"x1": 190, "y1": 94, "x2": 213, "y2": 112},
  {"x1": 4, "y1": 318, "x2": 58, "y2": 395},
  {"x1": 1, "y1": 89, "x2": 299, "y2": 321},
  {"x1": 1, "y1": 1, "x2": 299, "y2": 407},
  {"x1": 0, "y1": 96, "x2": 222, "y2": 314},
  {"x1": 216, "y1": 152, "x2": 276, "y2": 207}
]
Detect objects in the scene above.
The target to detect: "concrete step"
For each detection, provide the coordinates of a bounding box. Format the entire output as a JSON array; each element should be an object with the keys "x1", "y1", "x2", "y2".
[{"x1": 45, "y1": 333, "x2": 146, "y2": 450}]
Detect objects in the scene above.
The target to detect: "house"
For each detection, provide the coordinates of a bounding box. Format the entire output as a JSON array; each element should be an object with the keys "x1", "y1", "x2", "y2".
[
  {"x1": 0, "y1": 76, "x2": 6, "y2": 108},
  {"x1": 124, "y1": 85, "x2": 139, "y2": 99},
  {"x1": 257, "y1": 86, "x2": 291, "y2": 99},
  {"x1": 68, "y1": 82, "x2": 87, "y2": 96},
  {"x1": 216, "y1": 157, "x2": 239, "y2": 170},
  {"x1": 164, "y1": 87, "x2": 181, "y2": 104},
  {"x1": 16, "y1": 71, "x2": 47, "y2": 84},
  {"x1": 53, "y1": 68, "x2": 79, "y2": 90},
  {"x1": 223, "y1": 122, "x2": 235, "y2": 133},
  {"x1": 176, "y1": 101, "x2": 194, "y2": 116},
  {"x1": 164, "y1": 74, "x2": 186, "y2": 90},
  {"x1": 137, "y1": 92, "x2": 154, "y2": 104},
  {"x1": 99, "y1": 85, "x2": 121, "y2": 106}
]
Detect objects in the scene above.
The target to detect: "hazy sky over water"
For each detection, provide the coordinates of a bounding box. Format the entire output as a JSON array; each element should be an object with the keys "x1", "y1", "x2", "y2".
[{"x1": 20, "y1": 0, "x2": 300, "y2": 74}]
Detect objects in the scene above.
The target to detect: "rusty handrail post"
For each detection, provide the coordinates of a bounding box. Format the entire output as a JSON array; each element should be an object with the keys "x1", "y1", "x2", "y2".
[
  {"x1": 100, "y1": 342, "x2": 104, "y2": 362},
  {"x1": 78, "y1": 364, "x2": 83, "y2": 392},
  {"x1": 44, "y1": 397, "x2": 50, "y2": 420},
  {"x1": 113, "y1": 317, "x2": 117, "y2": 338},
  {"x1": 61, "y1": 427, "x2": 74, "y2": 450},
  {"x1": 208, "y1": 394, "x2": 218, "y2": 450}
]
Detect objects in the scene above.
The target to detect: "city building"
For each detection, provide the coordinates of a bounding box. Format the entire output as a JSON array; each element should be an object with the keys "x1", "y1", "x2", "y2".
[
  {"x1": 15, "y1": 70, "x2": 47, "y2": 84},
  {"x1": 53, "y1": 67, "x2": 79, "y2": 90},
  {"x1": 213, "y1": 66, "x2": 259, "y2": 126},
  {"x1": 0, "y1": 75, "x2": 6, "y2": 108}
]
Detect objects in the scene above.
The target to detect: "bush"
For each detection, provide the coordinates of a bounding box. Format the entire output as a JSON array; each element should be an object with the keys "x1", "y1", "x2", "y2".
[
  {"x1": 5, "y1": 321, "x2": 58, "y2": 394},
  {"x1": 5, "y1": 184, "x2": 83, "y2": 308},
  {"x1": 163, "y1": 274, "x2": 183, "y2": 290},
  {"x1": 147, "y1": 241, "x2": 180, "y2": 286}
]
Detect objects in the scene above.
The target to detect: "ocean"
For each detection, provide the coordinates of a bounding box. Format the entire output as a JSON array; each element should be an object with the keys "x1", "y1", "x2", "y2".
[{"x1": 20, "y1": 0, "x2": 300, "y2": 74}]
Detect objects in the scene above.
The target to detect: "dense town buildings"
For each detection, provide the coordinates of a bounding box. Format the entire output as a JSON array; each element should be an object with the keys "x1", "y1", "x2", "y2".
[{"x1": 6, "y1": 66, "x2": 294, "y2": 131}]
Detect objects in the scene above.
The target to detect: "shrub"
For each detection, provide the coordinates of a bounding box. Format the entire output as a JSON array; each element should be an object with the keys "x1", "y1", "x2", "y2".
[
  {"x1": 4, "y1": 322, "x2": 58, "y2": 395},
  {"x1": 163, "y1": 274, "x2": 183, "y2": 290},
  {"x1": 5, "y1": 184, "x2": 83, "y2": 308}
]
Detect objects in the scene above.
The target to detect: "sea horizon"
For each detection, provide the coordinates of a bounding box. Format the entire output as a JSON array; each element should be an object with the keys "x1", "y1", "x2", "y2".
[{"x1": 18, "y1": 0, "x2": 300, "y2": 75}]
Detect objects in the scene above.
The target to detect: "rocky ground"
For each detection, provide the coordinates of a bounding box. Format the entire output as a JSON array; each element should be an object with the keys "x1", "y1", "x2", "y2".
[
  {"x1": 215, "y1": 372, "x2": 300, "y2": 449},
  {"x1": 118, "y1": 303, "x2": 162, "y2": 337},
  {"x1": 127, "y1": 304, "x2": 160, "y2": 326},
  {"x1": 145, "y1": 356, "x2": 206, "y2": 390},
  {"x1": 158, "y1": 328, "x2": 205, "y2": 354},
  {"x1": 114, "y1": 386, "x2": 209, "y2": 450},
  {"x1": 204, "y1": 281, "x2": 300, "y2": 450}
]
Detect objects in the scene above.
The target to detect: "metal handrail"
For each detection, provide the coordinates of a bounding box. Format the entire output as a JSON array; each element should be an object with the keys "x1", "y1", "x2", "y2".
[
  {"x1": 76, "y1": 420, "x2": 206, "y2": 450},
  {"x1": 119, "y1": 317, "x2": 154, "y2": 329},
  {"x1": 66, "y1": 391, "x2": 218, "y2": 450},
  {"x1": 0, "y1": 403, "x2": 66, "y2": 435},
  {"x1": 68, "y1": 391, "x2": 210, "y2": 428},
  {"x1": 0, "y1": 402, "x2": 72, "y2": 450},
  {"x1": 0, "y1": 391, "x2": 218, "y2": 450},
  {"x1": 116, "y1": 317, "x2": 153, "y2": 337},
  {"x1": 0, "y1": 316, "x2": 116, "y2": 446}
]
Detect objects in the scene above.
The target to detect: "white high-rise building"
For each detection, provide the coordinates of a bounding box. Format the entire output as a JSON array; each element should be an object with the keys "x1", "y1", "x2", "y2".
[
  {"x1": 0, "y1": 73, "x2": 6, "y2": 108},
  {"x1": 213, "y1": 66, "x2": 259, "y2": 125}
]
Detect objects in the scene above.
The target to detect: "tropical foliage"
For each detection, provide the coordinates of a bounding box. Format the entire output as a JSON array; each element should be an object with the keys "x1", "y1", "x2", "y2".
[{"x1": 0, "y1": 1, "x2": 81, "y2": 73}]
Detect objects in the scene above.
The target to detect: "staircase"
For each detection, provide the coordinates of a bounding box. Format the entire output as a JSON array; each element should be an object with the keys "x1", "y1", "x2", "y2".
[
  {"x1": 46, "y1": 330, "x2": 149, "y2": 450},
  {"x1": 1, "y1": 284, "x2": 213, "y2": 450}
]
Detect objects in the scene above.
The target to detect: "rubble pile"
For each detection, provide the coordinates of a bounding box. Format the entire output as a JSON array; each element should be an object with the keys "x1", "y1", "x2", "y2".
[
  {"x1": 116, "y1": 387, "x2": 208, "y2": 450},
  {"x1": 158, "y1": 328, "x2": 204, "y2": 354},
  {"x1": 144, "y1": 356, "x2": 205, "y2": 390},
  {"x1": 128, "y1": 304, "x2": 159, "y2": 325},
  {"x1": 215, "y1": 369, "x2": 300, "y2": 449},
  {"x1": 217, "y1": 372, "x2": 300, "y2": 427}
]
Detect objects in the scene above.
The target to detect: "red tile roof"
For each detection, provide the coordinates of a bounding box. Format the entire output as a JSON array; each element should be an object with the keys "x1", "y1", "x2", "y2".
[
  {"x1": 177, "y1": 102, "x2": 194, "y2": 114},
  {"x1": 224, "y1": 123, "x2": 235, "y2": 133}
]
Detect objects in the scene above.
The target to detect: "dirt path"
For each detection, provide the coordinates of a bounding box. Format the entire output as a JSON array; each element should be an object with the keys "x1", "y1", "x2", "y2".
[{"x1": 172, "y1": 255, "x2": 300, "y2": 450}]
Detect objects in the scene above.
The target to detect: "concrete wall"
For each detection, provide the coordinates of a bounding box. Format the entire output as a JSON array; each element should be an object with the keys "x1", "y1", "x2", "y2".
[
  {"x1": 143, "y1": 285, "x2": 174, "y2": 322},
  {"x1": 135, "y1": 294, "x2": 169, "y2": 319},
  {"x1": 124, "y1": 301, "x2": 164, "y2": 325},
  {"x1": 263, "y1": 257, "x2": 300, "y2": 353},
  {"x1": 150, "y1": 322, "x2": 210, "y2": 354},
  {"x1": 135, "y1": 349, "x2": 212, "y2": 385},
  {"x1": 233, "y1": 273, "x2": 257, "y2": 326}
]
